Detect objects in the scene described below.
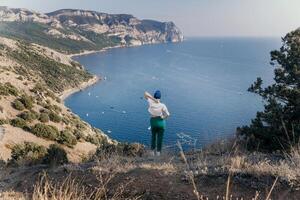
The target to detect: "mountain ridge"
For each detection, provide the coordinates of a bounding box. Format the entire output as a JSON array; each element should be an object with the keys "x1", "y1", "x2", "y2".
[{"x1": 0, "y1": 7, "x2": 184, "y2": 53}]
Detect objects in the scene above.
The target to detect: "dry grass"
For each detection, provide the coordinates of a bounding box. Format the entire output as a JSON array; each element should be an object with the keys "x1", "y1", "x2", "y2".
[
  {"x1": 32, "y1": 171, "x2": 139, "y2": 200},
  {"x1": 177, "y1": 139, "x2": 290, "y2": 200},
  {"x1": 2, "y1": 139, "x2": 300, "y2": 200},
  {"x1": 0, "y1": 191, "x2": 26, "y2": 200}
]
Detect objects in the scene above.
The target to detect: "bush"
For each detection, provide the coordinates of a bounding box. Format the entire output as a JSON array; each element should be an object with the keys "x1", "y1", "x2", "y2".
[
  {"x1": 3, "y1": 82, "x2": 18, "y2": 96},
  {"x1": 74, "y1": 130, "x2": 85, "y2": 140},
  {"x1": 19, "y1": 94, "x2": 34, "y2": 109},
  {"x1": 10, "y1": 142, "x2": 47, "y2": 166},
  {"x1": 122, "y1": 143, "x2": 145, "y2": 157},
  {"x1": 95, "y1": 142, "x2": 120, "y2": 158},
  {"x1": 57, "y1": 130, "x2": 77, "y2": 147},
  {"x1": 18, "y1": 111, "x2": 37, "y2": 122},
  {"x1": 95, "y1": 142, "x2": 145, "y2": 160},
  {"x1": 12, "y1": 99, "x2": 25, "y2": 111},
  {"x1": 43, "y1": 144, "x2": 68, "y2": 167},
  {"x1": 46, "y1": 104, "x2": 62, "y2": 113},
  {"x1": 62, "y1": 117, "x2": 70, "y2": 125},
  {"x1": 10, "y1": 118, "x2": 27, "y2": 129},
  {"x1": 0, "y1": 118, "x2": 9, "y2": 125},
  {"x1": 49, "y1": 111, "x2": 62, "y2": 123},
  {"x1": 31, "y1": 123, "x2": 59, "y2": 140},
  {"x1": 39, "y1": 113, "x2": 50, "y2": 123},
  {"x1": 0, "y1": 82, "x2": 19, "y2": 96},
  {"x1": 85, "y1": 134, "x2": 106, "y2": 145}
]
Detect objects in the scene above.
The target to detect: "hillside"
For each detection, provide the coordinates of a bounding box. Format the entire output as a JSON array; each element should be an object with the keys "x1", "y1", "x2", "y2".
[
  {"x1": 0, "y1": 36, "x2": 115, "y2": 163},
  {"x1": 0, "y1": 7, "x2": 184, "y2": 54}
]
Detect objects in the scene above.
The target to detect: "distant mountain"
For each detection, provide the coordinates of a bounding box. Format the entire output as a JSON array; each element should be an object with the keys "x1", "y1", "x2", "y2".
[{"x1": 0, "y1": 7, "x2": 183, "y2": 53}]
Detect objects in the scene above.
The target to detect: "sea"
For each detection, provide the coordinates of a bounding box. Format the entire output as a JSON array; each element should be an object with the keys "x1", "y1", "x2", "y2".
[{"x1": 65, "y1": 37, "x2": 281, "y2": 149}]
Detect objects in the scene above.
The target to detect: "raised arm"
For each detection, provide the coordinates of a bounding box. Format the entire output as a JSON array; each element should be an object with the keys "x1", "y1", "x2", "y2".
[{"x1": 144, "y1": 91, "x2": 159, "y2": 103}]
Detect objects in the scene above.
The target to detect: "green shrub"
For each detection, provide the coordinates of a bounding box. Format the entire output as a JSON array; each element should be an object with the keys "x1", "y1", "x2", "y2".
[
  {"x1": 18, "y1": 111, "x2": 37, "y2": 122},
  {"x1": 85, "y1": 134, "x2": 106, "y2": 145},
  {"x1": 31, "y1": 123, "x2": 59, "y2": 140},
  {"x1": 49, "y1": 111, "x2": 62, "y2": 123},
  {"x1": 10, "y1": 142, "x2": 47, "y2": 166},
  {"x1": 95, "y1": 142, "x2": 121, "y2": 159},
  {"x1": 12, "y1": 99, "x2": 25, "y2": 111},
  {"x1": 0, "y1": 118, "x2": 9, "y2": 125},
  {"x1": 30, "y1": 83, "x2": 45, "y2": 94},
  {"x1": 74, "y1": 130, "x2": 85, "y2": 140},
  {"x1": 4, "y1": 82, "x2": 18, "y2": 96},
  {"x1": 19, "y1": 94, "x2": 34, "y2": 109},
  {"x1": 39, "y1": 113, "x2": 50, "y2": 123},
  {"x1": 57, "y1": 130, "x2": 77, "y2": 147},
  {"x1": 62, "y1": 117, "x2": 70, "y2": 125},
  {"x1": 43, "y1": 144, "x2": 68, "y2": 167},
  {"x1": 10, "y1": 118, "x2": 27, "y2": 129},
  {"x1": 95, "y1": 142, "x2": 145, "y2": 160},
  {"x1": 0, "y1": 82, "x2": 19, "y2": 96}
]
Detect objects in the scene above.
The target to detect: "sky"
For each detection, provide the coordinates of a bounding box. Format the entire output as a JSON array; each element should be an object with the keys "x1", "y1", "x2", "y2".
[{"x1": 1, "y1": 0, "x2": 300, "y2": 37}]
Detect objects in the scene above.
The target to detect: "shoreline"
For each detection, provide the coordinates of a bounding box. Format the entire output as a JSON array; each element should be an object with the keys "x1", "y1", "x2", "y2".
[
  {"x1": 68, "y1": 45, "x2": 125, "y2": 57},
  {"x1": 67, "y1": 40, "x2": 182, "y2": 58},
  {"x1": 59, "y1": 75, "x2": 100, "y2": 101}
]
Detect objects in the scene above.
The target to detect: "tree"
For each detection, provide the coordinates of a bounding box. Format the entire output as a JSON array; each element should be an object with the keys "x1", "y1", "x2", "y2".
[{"x1": 239, "y1": 29, "x2": 300, "y2": 151}]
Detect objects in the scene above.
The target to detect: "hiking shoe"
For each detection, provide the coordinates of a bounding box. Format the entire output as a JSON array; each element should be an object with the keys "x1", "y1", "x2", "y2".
[{"x1": 150, "y1": 151, "x2": 155, "y2": 156}]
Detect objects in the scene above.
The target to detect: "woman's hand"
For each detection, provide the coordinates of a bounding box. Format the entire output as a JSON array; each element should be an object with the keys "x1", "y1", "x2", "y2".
[{"x1": 144, "y1": 91, "x2": 159, "y2": 103}]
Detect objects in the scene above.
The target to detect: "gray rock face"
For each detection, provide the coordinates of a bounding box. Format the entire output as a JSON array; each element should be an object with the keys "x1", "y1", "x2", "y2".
[
  {"x1": 46, "y1": 9, "x2": 184, "y2": 45},
  {"x1": 0, "y1": 7, "x2": 184, "y2": 45}
]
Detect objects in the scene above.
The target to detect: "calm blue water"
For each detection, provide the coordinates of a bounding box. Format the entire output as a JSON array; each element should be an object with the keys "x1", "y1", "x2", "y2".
[{"x1": 66, "y1": 38, "x2": 280, "y2": 148}]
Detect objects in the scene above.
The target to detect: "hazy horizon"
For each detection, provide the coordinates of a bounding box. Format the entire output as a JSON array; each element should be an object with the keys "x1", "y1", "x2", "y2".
[{"x1": 1, "y1": 0, "x2": 300, "y2": 37}]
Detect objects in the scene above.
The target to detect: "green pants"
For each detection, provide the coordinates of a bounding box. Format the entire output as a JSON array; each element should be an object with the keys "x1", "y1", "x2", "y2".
[{"x1": 150, "y1": 117, "x2": 166, "y2": 152}]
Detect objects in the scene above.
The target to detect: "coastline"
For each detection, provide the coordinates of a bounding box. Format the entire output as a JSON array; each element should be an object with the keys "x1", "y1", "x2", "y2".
[
  {"x1": 68, "y1": 45, "x2": 125, "y2": 57},
  {"x1": 59, "y1": 75, "x2": 100, "y2": 101},
  {"x1": 67, "y1": 40, "x2": 182, "y2": 58}
]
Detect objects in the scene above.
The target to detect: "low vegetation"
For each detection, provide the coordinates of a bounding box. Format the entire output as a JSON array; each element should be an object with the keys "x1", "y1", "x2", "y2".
[
  {"x1": 9, "y1": 142, "x2": 69, "y2": 167},
  {"x1": 8, "y1": 42, "x2": 93, "y2": 92},
  {"x1": 18, "y1": 110, "x2": 38, "y2": 122},
  {"x1": 9, "y1": 142, "x2": 47, "y2": 166},
  {"x1": 48, "y1": 111, "x2": 62, "y2": 123},
  {"x1": 30, "y1": 123, "x2": 59, "y2": 140},
  {"x1": 10, "y1": 117, "x2": 27, "y2": 129},
  {"x1": 39, "y1": 113, "x2": 50, "y2": 123},
  {"x1": 0, "y1": 118, "x2": 9, "y2": 125},
  {"x1": 57, "y1": 130, "x2": 77, "y2": 147},
  {"x1": 12, "y1": 99, "x2": 25, "y2": 111},
  {"x1": 19, "y1": 94, "x2": 34, "y2": 110},
  {"x1": 0, "y1": 82, "x2": 19, "y2": 96},
  {"x1": 43, "y1": 144, "x2": 68, "y2": 167}
]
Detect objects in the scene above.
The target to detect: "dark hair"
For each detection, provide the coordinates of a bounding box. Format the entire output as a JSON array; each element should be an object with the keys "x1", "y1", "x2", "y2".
[{"x1": 154, "y1": 90, "x2": 161, "y2": 99}]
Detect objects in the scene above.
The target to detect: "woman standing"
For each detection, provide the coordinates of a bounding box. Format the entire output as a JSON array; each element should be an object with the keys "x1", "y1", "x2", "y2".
[{"x1": 144, "y1": 90, "x2": 170, "y2": 156}]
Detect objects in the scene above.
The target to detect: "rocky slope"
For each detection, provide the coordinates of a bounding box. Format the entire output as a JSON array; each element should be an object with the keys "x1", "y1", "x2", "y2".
[
  {"x1": 0, "y1": 7, "x2": 184, "y2": 53},
  {"x1": 0, "y1": 36, "x2": 113, "y2": 163}
]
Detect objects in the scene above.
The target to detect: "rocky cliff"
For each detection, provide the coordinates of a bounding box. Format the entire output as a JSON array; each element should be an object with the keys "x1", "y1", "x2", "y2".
[{"x1": 0, "y1": 7, "x2": 183, "y2": 53}]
